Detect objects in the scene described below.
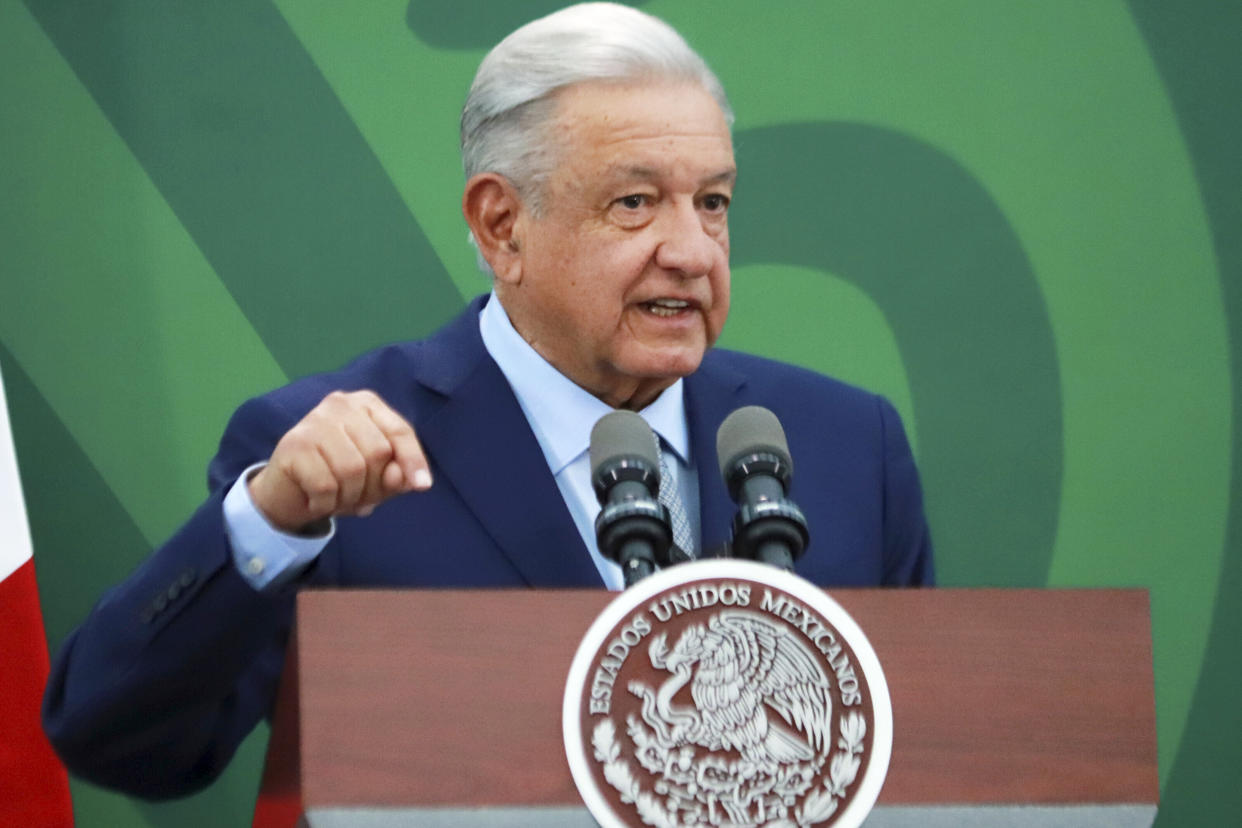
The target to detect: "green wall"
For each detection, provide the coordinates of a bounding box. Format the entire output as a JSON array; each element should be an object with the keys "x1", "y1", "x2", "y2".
[{"x1": 1, "y1": 1, "x2": 1238, "y2": 824}]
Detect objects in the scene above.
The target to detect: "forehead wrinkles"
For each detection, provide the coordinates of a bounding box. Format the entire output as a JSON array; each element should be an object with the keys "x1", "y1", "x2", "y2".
[
  {"x1": 553, "y1": 82, "x2": 730, "y2": 150},
  {"x1": 538, "y1": 82, "x2": 733, "y2": 206},
  {"x1": 602, "y1": 161, "x2": 737, "y2": 184},
  {"x1": 562, "y1": 113, "x2": 732, "y2": 157},
  {"x1": 561, "y1": 129, "x2": 736, "y2": 188}
]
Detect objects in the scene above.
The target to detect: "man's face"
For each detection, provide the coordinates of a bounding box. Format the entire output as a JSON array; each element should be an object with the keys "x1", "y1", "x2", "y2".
[{"x1": 499, "y1": 80, "x2": 735, "y2": 409}]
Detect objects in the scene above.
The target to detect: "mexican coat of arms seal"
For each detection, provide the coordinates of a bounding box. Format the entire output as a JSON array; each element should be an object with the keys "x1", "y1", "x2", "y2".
[{"x1": 564, "y1": 559, "x2": 891, "y2": 828}]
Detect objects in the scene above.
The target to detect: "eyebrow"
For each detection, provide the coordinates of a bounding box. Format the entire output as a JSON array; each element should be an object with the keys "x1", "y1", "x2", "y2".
[{"x1": 608, "y1": 165, "x2": 738, "y2": 187}]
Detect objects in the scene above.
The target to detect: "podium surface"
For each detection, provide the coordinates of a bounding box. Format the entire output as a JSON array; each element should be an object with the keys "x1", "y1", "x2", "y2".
[{"x1": 255, "y1": 588, "x2": 1157, "y2": 827}]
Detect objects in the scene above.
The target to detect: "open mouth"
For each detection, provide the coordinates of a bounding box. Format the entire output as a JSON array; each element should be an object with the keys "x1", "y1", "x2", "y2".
[{"x1": 642, "y1": 298, "x2": 692, "y2": 318}]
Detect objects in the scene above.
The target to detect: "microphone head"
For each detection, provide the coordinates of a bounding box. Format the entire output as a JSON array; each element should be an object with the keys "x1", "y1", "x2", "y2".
[
  {"x1": 588, "y1": 409, "x2": 660, "y2": 501},
  {"x1": 590, "y1": 409, "x2": 660, "y2": 479},
  {"x1": 716, "y1": 405, "x2": 793, "y2": 486}
]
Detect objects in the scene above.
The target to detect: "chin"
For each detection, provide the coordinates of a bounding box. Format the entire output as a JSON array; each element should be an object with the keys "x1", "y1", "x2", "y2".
[{"x1": 629, "y1": 348, "x2": 707, "y2": 381}]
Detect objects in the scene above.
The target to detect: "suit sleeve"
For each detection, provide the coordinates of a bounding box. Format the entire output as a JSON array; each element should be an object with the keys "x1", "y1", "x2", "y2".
[
  {"x1": 41, "y1": 395, "x2": 306, "y2": 798},
  {"x1": 877, "y1": 397, "x2": 935, "y2": 586}
]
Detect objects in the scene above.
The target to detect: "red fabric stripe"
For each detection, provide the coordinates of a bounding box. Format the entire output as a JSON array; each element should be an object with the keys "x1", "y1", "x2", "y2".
[
  {"x1": 251, "y1": 791, "x2": 303, "y2": 828},
  {"x1": 0, "y1": 559, "x2": 73, "y2": 827}
]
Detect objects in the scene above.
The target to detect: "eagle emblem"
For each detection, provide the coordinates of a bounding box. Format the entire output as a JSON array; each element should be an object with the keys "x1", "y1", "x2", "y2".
[
  {"x1": 565, "y1": 564, "x2": 887, "y2": 828},
  {"x1": 632, "y1": 610, "x2": 832, "y2": 769},
  {"x1": 592, "y1": 609, "x2": 866, "y2": 827}
]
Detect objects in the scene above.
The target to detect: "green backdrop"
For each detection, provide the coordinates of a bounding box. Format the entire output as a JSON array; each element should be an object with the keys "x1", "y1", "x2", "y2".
[{"x1": 2, "y1": 1, "x2": 1238, "y2": 825}]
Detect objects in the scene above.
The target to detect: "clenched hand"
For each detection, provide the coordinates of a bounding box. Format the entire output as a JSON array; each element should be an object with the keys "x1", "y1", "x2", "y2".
[{"x1": 247, "y1": 390, "x2": 431, "y2": 533}]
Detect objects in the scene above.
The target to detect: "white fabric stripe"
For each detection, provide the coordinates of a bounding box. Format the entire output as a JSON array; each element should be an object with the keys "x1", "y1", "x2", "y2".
[{"x1": 0, "y1": 363, "x2": 35, "y2": 581}]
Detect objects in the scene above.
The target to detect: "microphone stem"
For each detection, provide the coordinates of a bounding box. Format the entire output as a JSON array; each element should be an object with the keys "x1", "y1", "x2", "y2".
[
  {"x1": 622, "y1": 556, "x2": 656, "y2": 587},
  {"x1": 616, "y1": 537, "x2": 658, "y2": 586},
  {"x1": 753, "y1": 539, "x2": 794, "y2": 572}
]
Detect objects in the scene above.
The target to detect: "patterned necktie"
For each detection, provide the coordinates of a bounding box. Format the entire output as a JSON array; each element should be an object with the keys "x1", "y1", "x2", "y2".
[{"x1": 656, "y1": 436, "x2": 695, "y2": 562}]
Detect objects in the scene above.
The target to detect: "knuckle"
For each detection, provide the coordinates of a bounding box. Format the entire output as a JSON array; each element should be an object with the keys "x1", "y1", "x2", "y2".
[
  {"x1": 361, "y1": 441, "x2": 394, "y2": 466},
  {"x1": 317, "y1": 389, "x2": 342, "y2": 412},
  {"x1": 279, "y1": 422, "x2": 312, "y2": 449},
  {"x1": 318, "y1": 390, "x2": 353, "y2": 415},
  {"x1": 305, "y1": 476, "x2": 339, "y2": 499},
  {"x1": 272, "y1": 451, "x2": 301, "y2": 480},
  {"x1": 338, "y1": 456, "x2": 368, "y2": 480},
  {"x1": 306, "y1": 494, "x2": 335, "y2": 515},
  {"x1": 298, "y1": 408, "x2": 333, "y2": 435},
  {"x1": 276, "y1": 428, "x2": 321, "y2": 464}
]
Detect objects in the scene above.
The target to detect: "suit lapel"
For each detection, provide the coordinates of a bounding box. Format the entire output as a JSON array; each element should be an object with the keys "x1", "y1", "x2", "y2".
[
  {"x1": 411, "y1": 298, "x2": 602, "y2": 587},
  {"x1": 685, "y1": 353, "x2": 748, "y2": 557}
]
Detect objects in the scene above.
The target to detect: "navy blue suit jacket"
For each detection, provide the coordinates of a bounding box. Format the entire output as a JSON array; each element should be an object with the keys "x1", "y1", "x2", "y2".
[{"x1": 43, "y1": 296, "x2": 932, "y2": 797}]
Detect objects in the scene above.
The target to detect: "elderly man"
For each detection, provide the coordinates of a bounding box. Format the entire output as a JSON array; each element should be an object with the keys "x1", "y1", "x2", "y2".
[{"x1": 43, "y1": 2, "x2": 932, "y2": 799}]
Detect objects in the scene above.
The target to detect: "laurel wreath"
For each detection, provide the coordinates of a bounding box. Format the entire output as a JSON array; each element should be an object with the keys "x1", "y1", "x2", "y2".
[
  {"x1": 593, "y1": 719, "x2": 679, "y2": 827},
  {"x1": 792, "y1": 711, "x2": 866, "y2": 827},
  {"x1": 591, "y1": 711, "x2": 867, "y2": 828}
]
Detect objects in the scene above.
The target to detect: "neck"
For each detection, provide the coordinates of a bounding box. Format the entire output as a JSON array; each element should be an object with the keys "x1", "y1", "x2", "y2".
[
  {"x1": 598, "y1": 378, "x2": 672, "y2": 411},
  {"x1": 494, "y1": 289, "x2": 675, "y2": 411}
]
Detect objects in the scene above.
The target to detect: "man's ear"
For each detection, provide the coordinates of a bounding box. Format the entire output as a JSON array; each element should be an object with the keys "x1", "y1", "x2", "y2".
[{"x1": 462, "y1": 173, "x2": 526, "y2": 284}]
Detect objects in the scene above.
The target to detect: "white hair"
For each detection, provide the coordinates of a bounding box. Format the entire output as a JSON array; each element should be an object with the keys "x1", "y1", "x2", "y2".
[{"x1": 461, "y1": 2, "x2": 733, "y2": 228}]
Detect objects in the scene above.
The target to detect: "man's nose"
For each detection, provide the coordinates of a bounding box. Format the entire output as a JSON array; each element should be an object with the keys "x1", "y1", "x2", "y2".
[{"x1": 654, "y1": 200, "x2": 720, "y2": 277}]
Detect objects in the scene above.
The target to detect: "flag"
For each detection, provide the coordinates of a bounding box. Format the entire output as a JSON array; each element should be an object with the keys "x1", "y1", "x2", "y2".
[{"x1": 0, "y1": 363, "x2": 74, "y2": 826}]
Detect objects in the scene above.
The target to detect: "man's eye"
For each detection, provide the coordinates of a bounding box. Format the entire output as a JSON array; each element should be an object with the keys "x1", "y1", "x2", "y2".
[
  {"x1": 617, "y1": 194, "x2": 647, "y2": 210},
  {"x1": 702, "y1": 194, "x2": 730, "y2": 212}
]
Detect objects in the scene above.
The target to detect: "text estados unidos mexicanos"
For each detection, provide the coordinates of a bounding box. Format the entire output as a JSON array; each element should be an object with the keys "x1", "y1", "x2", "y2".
[{"x1": 588, "y1": 585, "x2": 863, "y2": 715}]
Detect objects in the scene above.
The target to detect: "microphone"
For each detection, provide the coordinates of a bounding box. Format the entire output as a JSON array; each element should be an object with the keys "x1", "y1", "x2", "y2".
[
  {"x1": 716, "y1": 406, "x2": 810, "y2": 572},
  {"x1": 590, "y1": 411, "x2": 674, "y2": 587}
]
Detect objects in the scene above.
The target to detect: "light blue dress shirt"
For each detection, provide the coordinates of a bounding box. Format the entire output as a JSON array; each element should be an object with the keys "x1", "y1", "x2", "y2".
[
  {"x1": 478, "y1": 293, "x2": 699, "y2": 588},
  {"x1": 223, "y1": 293, "x2": 699, "y2": 591}
]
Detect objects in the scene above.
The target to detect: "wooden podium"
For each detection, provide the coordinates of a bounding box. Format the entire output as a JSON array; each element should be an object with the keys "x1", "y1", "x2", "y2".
[{"x1": 253, "y1": 588, "x2": 1158, "y2": 827}]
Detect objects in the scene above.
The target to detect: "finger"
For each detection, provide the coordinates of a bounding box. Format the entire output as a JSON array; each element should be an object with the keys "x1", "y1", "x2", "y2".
[
  {"x1": 311, "y1": 421, "x2": 371, "y2": 513},
  {"x1": 381, "y1": 459, "x2": 405, "y2": 492},
  {"x1": 342, "y1": 415, "x2": 397, "y2": 506},
  {"x1": 282, "y1": 441, "x2": 340, "y2": 521},
  {"x1": 362, "y1": 399, "x2": 432, "y2": 491}
]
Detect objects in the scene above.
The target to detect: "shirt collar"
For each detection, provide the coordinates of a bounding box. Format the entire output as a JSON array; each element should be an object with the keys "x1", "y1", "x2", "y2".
[{"x1": 478, "y1": 293, "x2": 690, "y2": 474}]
